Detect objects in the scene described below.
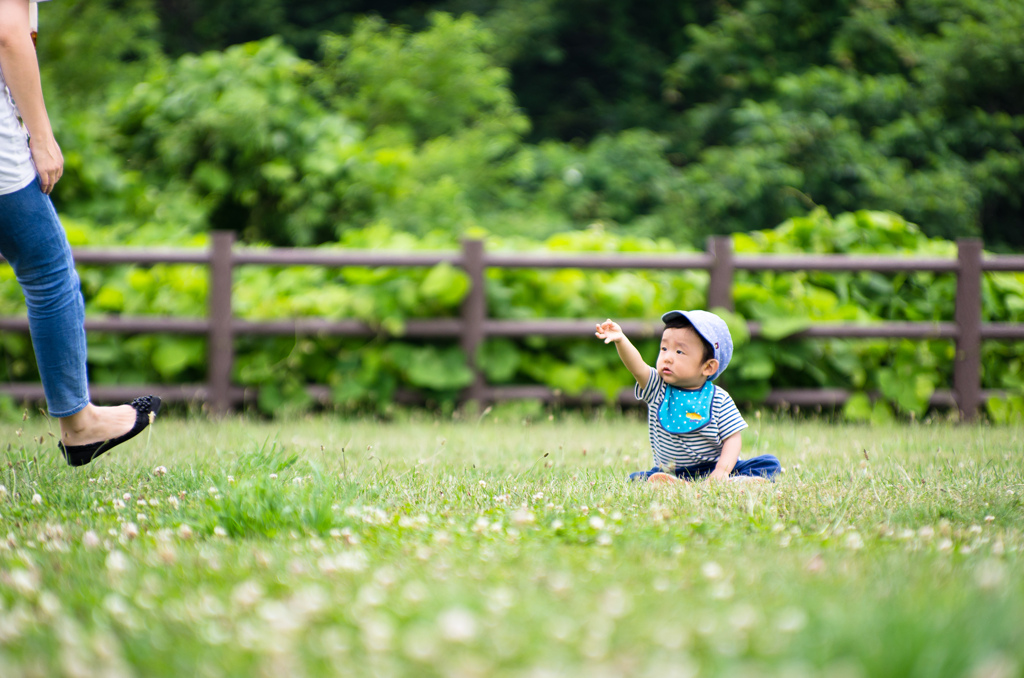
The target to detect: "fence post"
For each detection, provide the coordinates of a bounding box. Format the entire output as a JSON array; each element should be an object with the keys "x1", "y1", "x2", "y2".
[
  {"x1": 954, "y1": 239, "x2": 983, "y2": 422},
  {"x1": 461, "y1": 238, "x2": 487, "y2": 404},
  {"x1": 707, "y1": 235, "x2": 734, "y2": 311},
  {"x1": 208, "y1": 231, "x2": 235, "y2": 416}
]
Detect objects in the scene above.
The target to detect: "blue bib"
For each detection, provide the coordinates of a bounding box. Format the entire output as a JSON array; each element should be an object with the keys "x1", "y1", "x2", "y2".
[{"x1": 658, "y1": 381, "x2": 715, "y2": 433}]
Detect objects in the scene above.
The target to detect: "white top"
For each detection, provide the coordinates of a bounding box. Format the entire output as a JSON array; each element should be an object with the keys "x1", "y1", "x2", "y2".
[
  {"x1": 635, "y1": 367, "x2": 748, "y2": 469},
  {"x1": 0, "y1": 0, "x2": 52, "y2": 196}
]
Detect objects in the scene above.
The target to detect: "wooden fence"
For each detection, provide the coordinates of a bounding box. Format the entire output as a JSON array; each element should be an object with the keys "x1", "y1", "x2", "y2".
[{"x1": 2, "y1": 233, "x2": 1024, "y2": 420}]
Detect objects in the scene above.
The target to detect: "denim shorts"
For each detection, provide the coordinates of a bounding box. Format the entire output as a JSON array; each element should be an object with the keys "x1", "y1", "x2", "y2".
[{"x1": 630, "y1": 454, "x2": 782, "y2": 481}]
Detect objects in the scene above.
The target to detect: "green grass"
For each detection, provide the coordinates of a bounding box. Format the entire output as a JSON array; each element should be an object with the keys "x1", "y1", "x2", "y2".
[{"x1": 1, "y1": 408, "x2": 1022, "y2": 678}]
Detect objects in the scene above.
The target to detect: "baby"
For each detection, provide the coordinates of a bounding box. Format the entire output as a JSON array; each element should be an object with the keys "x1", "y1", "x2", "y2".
[{"x1": 596, "y1": 310, "x2": 780, "y2": 483}]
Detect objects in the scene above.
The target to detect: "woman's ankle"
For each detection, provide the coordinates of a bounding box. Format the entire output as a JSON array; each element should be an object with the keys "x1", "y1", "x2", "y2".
[{"x1": 59, "y1": 403, "x2": 98, "y2": 436}]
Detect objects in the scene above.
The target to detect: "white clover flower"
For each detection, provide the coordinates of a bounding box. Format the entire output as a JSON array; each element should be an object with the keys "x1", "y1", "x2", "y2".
[
  {"x1": 975, "y1": 559, "x2": 1007, "y2": 591},
  {"x1": 232, "y1": 580, "x2": 264, "y2": 608},
  {"x1": 82, "y1": 530, "x2": 100, "y2": 549},
  {"x1": 123, "y1": 493, "x2": 131, "y2": 501},
  {"x1": 158, "y1": 545, "x2": 177, "y2": 564},
  {"x1": 214, "y1": 526, "x2": 228, "y2": 537},
  {"x1": 178, "y1": 524, "x2": 194, "y2": 540},
  {"x1": 153, "y1": 466, "x2": 167, "y2": 477},
  {"x1": 775, "y1": 608, "x2": 808, "y2": 633},
  {"x1": 208, "y1": 487, "x2": 219, "y2": 495},
  {"x1": 269, "y1": 473, "x2": 278, "y2": 480},
  {"x1": 106, "y1": 551, "x2": 129, "y2": 573},
  {"x1": 438, "y1": 608, "x2": 477, "y2": 643},
  {"x1": 324, "y1": 550, "x2": 368, "y2": 573},
  {"x1": 402, "y1": 625, "x2": 438, "y2": 661},
  {"x1": 113, "y1": 499, "x2": 125, "y2": 510},
  {"x1": 589, "y1": 517, "x2": 606, "y2": 531},
  {"x1": 0, "y1": 485, "x2": 7, "y2": 498},
  {"x1": 361, "y1": 615, "x2": 394, "y2": 653},
  {"x1": 8, "y1": 569, "x2": 39, "y2": 596},
  {"x1": 512, "y1": 509, "x2": 535, "y2": 526},
  {"x1": 137, "y1": 500, "x2": 147, "y2": 507},
  {"x1": 596, "y1": 533, "x2": 613, "y2": 547},
  {"x1": 31, "y1": 493, "x2": 42, "y2": 505},
  {"x1": 701, "y1": 562, "x2": 724, "y2": 580},
  {"x1": 844, "y1": 532, "x2": 864, "y2": 550},
  {"x1": 123, "y1": 523, "x2": 139, "y2": 540},
  {"x1": 168, "y1": 496, "x2": 179, "y2": 510}
]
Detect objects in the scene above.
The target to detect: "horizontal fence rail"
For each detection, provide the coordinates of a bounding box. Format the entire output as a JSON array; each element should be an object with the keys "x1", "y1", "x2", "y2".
[{"x1": 3, "y1": 234, "x2": 1024, "y2": 420}]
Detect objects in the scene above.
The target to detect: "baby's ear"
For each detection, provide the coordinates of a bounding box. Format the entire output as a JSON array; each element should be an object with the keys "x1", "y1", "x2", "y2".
[{"x1": 702, "y1": 359, "x2": 719, "y2": 377}]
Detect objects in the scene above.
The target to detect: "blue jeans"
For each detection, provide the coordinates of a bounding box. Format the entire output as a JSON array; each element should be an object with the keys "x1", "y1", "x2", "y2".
[
  {"x1": 0, "y1": 178, "x2": 89, "y2": 417},
  {"x1": 629, "y1": 454, "x2": 782, "y2": 481}
]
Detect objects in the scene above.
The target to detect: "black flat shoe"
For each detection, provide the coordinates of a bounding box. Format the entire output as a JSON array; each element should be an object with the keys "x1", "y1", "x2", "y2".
[{"x1": 59, "y1": 396, "x2": 162, "y2": 467}]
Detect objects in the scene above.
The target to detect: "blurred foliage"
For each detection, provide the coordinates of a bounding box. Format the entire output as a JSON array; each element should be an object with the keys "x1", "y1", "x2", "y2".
[
  {"x1": 2, "y1": 210, "x2": 1022, "y2": 420},
  {"x1": 4, "y1": 0, "x2": 1023, "y2": 419},
  {"x1": 29, "y1": 0, "x2": 1024, "y2": 249}
]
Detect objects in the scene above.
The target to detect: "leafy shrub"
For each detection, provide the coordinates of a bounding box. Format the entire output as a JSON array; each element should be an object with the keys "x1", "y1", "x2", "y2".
[{"x1": 2, "y1": 209, "x2": 1022, "y2": 421}]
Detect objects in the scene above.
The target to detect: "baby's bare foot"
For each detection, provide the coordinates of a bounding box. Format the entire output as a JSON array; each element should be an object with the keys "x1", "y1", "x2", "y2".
[
  {"x1": 647, "y1": 472, "x2": 682, "y2": 485},
  {"x1": 60, "y1": 403, "x2": 137, "y2": 447}
]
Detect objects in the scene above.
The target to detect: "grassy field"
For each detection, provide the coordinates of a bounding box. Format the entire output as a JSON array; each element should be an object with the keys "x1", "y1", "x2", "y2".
[{"x1": 0, "y1": 407, "x2": 1022, "y2": 678}]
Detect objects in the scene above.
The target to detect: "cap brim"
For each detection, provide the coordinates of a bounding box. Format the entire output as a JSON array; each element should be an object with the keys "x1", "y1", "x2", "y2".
[{"x1": 661, "y1": 310, "x2": 686, "y2": 323}]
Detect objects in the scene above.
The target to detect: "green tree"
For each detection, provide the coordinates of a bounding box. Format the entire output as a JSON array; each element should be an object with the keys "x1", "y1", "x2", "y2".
[
  {"x1": 663, "y1": 0, "x2": 1024, "y2": 246},
  {"x1": 110, "y1": 38, "x2": 361, "y2": 244},
  {"x1": 318, "y1": 13, "x2": 527, "y2": 143}
]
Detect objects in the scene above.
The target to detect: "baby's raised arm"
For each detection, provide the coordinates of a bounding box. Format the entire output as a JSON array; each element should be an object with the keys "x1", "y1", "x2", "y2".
[{"x1": 595, "y1": 319, "x2": 651, "y2": 390}]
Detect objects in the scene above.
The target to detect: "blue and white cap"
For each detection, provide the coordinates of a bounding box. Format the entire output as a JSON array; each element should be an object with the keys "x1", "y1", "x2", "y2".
[{"x1": 661, "y1": 309, "x2": 733, "y2": 382}]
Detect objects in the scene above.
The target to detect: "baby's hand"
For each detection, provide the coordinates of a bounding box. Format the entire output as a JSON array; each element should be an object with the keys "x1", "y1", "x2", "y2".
[{"x1": 595, "y1": 319, "x2": 625, "y2": 344}]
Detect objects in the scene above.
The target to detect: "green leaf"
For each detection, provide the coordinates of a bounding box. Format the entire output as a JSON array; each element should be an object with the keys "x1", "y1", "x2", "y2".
[
  {"x1": 546, "y1": 363, "x2": 589, "y2": 396},
  {"x1": 758, "y1": 317, "x2": 813, "y2": 340},
  {"x1": 152, "y1": 338, "x2": 203, "y2": 379},
  {"x1": 738, "y1": 355, "x2": 774, "y2": 380},
  {"x1": 419, "y1": 262, "x2": 470, "y2": 307},
  {"x1": 870, "y1": 400, "x2": 895, "y2": 426},
  {"x1": 478, "y1": 339, "x2": 520, "y2": 382},
  {"x1": 843, "y1": 392, "x2": 872, "y2": 422},
  {"x1": 405, "y1": 346, "x2": 474, "y2": 390}
]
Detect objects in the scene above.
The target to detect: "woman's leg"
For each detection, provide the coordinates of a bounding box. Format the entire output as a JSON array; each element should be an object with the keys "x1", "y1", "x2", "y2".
[
  {"x1": 0, "y1": 179, "x2": 88, "y2": 416},
  {"x1": 0, "y1": 180, "x2": 136, "y2": 445}
]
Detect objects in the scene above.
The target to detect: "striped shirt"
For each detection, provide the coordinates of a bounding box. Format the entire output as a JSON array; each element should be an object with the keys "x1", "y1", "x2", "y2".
[{"x1": 635, "y1": 367, "x2": 748, "y2": 470}]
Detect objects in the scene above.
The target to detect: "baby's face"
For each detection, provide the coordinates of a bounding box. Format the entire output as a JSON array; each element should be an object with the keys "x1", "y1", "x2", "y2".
[{"x1": 656, "y1": 327, "x2": 716, "y2": 389}]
